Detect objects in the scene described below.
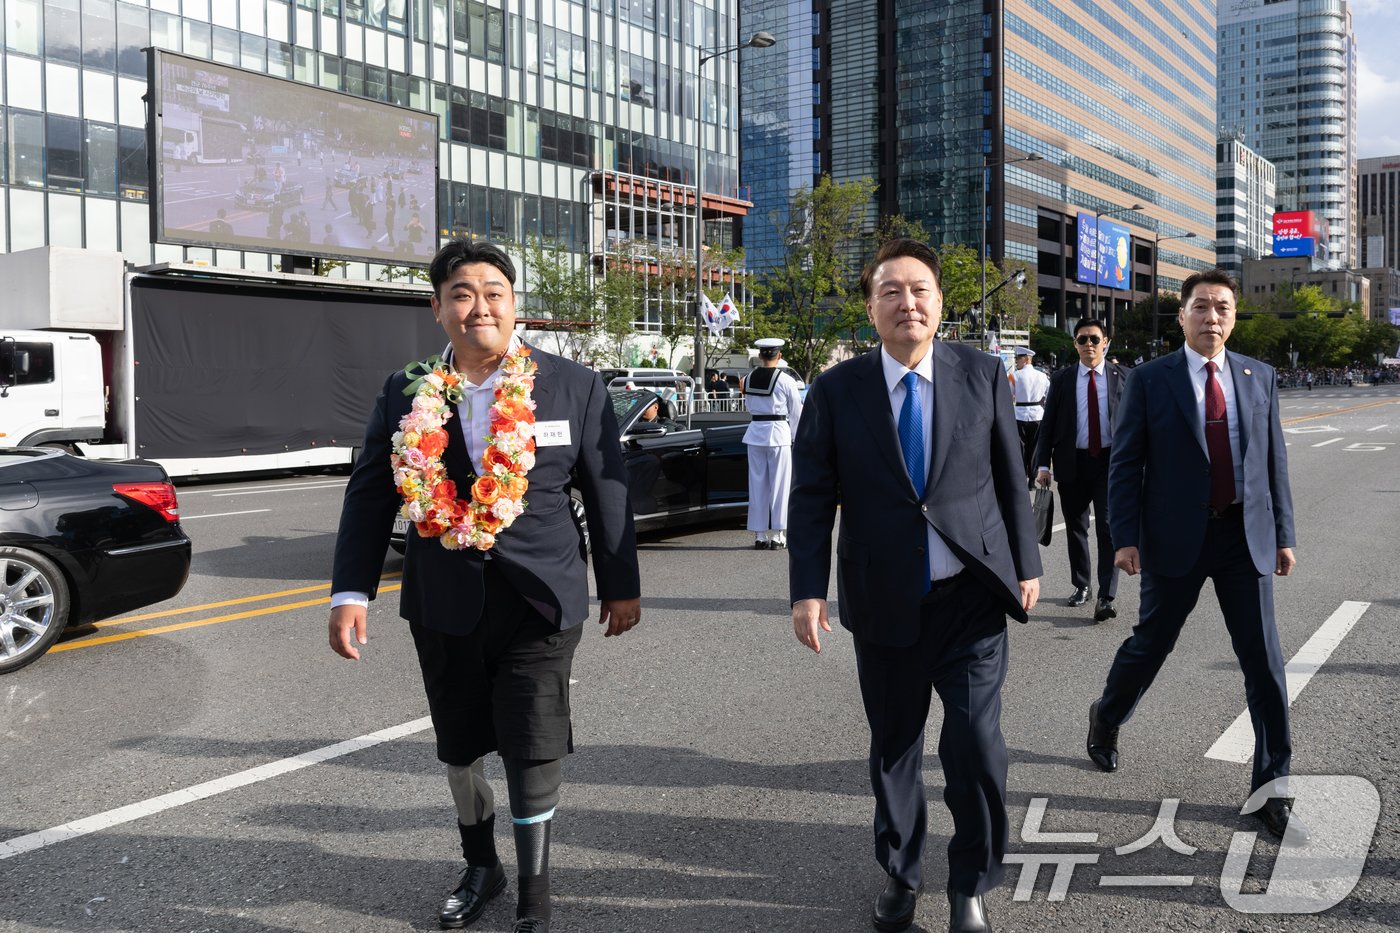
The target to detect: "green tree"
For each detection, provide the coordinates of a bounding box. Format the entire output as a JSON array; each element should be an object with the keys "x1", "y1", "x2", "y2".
[
  {"x1": 1352, "y1": 318, "x2": 1400, "y2": 364},
  {"x1": 1029, "y1": 323, "x2": 1075, "y2": 370},
  {"x1": 1288, "y1": 313, "x2": 1339, "y2": 366},
  {"x1": 1229, "y1": 313, "x2": 1288, "y2": 364},
  {"x1": 595, "y1": 264, "x2": 646, "y2": 367},
  {"x1": 521, "y1": 236, "x2": 598, "y2": 362},
  {"x1": 378, "y1": 264, "x2": 431, "y2": 284},
  {"x1": 935, "y1": 243, "x2": 987, "y2": 328},
  {"x1": 989, "y1": 258, "x2": 1039, "y2": 334},
  {"x1": 751, "y1": 175, "x2": 878, "y2": 381}
]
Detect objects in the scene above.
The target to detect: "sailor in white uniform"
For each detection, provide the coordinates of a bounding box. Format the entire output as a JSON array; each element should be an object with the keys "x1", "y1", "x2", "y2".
[
  {"x1": 743, "y1": 338, "x2": 803, "y2": 550},
  {"x1": 1012, "y1": 346, "x2": 1049, "y2": 482}
]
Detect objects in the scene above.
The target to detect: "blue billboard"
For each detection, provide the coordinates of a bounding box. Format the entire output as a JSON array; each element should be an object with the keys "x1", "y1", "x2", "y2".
[
  {"x1": 1097, "y1": 218, "x2": 1131, "y2": 290},
  {"x1": 1273, "y1": 237, "x2": 1317, "y2": 258},
  {"x1": 1076, "y1": 212, "x2": 1098, "y2": 285}
]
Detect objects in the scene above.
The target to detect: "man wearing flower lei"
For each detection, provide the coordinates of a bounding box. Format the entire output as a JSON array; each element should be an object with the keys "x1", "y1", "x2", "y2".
[{"x1": 329, "y1": 239, "x2": 641, "y2": 933}]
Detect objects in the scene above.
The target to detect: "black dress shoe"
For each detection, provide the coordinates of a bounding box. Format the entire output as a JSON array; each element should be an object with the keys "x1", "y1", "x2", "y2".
[
  {"x1": 439, "y1": 860, "x2": 506, "y2": 929},
  {"x1": 1253, "y1": 797, "x2": 1311, "y2": 846},
  {"x1": 947, "y1": 890, "x2": 990, "y2": 932},
  {"x1": 1086, "y1": 699, "x2": 1119, "y2": 773},
  {"x1": 1093, "y1": 597, "x2": 1117, "y2": 622},
  {"x1": 769, "y1": 540, "x2": 787, "y2": 550},
  {"x1": 512, "y1": 918, "x2": 549, "y2": 933},
  {"x1": 754, "y1": 540, "x2": 768, "y2": 550},
  {"x1": 873, "y1": 877, "x2": 922, "y2": 931},
  {"x1": 1067, "y1": 586, "x2": 1092, "y2": 607}
]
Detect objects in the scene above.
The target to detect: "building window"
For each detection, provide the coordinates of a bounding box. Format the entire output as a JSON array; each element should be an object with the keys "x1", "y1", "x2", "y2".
[{"x1": 8, "y1": 111, "x2": 45, "y2": 187}]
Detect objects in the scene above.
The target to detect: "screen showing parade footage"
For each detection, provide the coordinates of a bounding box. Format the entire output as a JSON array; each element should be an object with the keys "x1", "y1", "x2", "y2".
[{"x1": 151, "y1": 51, "x2": 439, "y2": 266}]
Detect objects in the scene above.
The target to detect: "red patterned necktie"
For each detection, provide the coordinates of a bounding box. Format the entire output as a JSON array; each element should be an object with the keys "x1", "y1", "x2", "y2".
[
  {"x1": 1205, "y1": 361, "x2": 1235, "y2": 510},
  {"x1": 1087, "y1": 369, "x2": 1102, "y2": 457}
]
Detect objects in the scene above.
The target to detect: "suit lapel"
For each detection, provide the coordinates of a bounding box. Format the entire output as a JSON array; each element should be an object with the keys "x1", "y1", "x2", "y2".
[
  {"x1": 1107, "y1": 364, "x2": 1122, "y2": 424},
  {"x1": 852, "y1": 348, "x2": 917, "y2": 496},
  {"x1": 1165, "y1": 351, "x2": 1206, "y2": 455},
  {"x1": 928, "y1": 341, "x2": 962, "y2": 491},
  {"x1": 1227, "y1": 350, "x2": 1257, "y2": 459}
]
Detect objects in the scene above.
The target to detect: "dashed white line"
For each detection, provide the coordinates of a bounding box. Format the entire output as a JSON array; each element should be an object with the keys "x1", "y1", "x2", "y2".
[
  {"x1": 1312, "y1": 437, "x2": 1344, "y2": 447},
  {"x1": 0, "y1": 716, "x2": 433, "y2": 860},
  {"x1": 1367, "y1": 424, "x2": 1387, "y2": 432},
  {"x1": 1205, "y1": 601, "x2": 1370, "y2": 764},
  {"x1": 214, "y1": 482, "x2": 348, "y2": 497},
  {"x1": 179, "y1": 509, "x2": 272, "y2": 520}
]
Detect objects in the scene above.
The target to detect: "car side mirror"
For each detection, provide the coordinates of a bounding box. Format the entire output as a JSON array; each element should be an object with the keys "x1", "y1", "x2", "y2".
[{"x1": 628, "y1": 422, "x2": 667, "y2": 439}]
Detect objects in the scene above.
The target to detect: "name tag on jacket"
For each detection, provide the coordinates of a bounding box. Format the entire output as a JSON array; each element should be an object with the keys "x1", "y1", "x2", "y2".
[{"x1": 536, "y1": 420, "x2": 572, "y2": 447}]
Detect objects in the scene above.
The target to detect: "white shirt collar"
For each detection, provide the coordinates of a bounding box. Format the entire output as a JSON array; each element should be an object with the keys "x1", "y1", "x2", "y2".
[
  {"x1": 1183, "y1": 344, "x2": 1227, "y2": 375},
  {"x1": 1078, "y1": 360, "x2": 1106, "y2": 377},
  {"x1": 442, "y1": 333, "x2": 524, "y2": 386},
  {"x1": 880, "y1": 344, "x2": 934, "y2": 395}
]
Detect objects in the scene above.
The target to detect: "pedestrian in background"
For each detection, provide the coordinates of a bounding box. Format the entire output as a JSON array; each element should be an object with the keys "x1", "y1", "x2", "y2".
[
  {"x1": 1011, "y1": 347, "x2": 1048, "y2": 483},
  {"x1": 742, "y1": 338, "x2": 802, "y2": 550}
]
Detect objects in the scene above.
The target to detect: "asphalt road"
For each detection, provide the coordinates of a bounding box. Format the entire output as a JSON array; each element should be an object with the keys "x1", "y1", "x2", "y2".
[{"x1": 1, "y1": 386, "x2": 1397, "y2": 933}]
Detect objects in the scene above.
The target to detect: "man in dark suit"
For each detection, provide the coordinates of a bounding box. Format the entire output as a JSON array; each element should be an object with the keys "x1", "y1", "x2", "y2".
[
  {"x1": 329, "y1": 239, "x2": 641, "y2": 933},
  {"x1": 1032, "y1": 318, "x2": 1127, "y2": 622},
  {"x1": 1088, "y1": 268, "x2": 1304, "y2": 843},
  {"x1": 789, "y1": 239, "x2": 1042, "y2": 932}
]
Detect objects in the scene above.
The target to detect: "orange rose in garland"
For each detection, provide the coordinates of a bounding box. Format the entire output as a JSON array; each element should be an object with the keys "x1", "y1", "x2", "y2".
[{"x1": 390, "y1": 345, "x2": 538, "y2": 551}]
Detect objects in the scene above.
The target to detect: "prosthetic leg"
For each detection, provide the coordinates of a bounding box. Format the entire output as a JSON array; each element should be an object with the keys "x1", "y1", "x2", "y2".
[{"x1": 503, "y1": 758, "x2": 562, "y2": 933}]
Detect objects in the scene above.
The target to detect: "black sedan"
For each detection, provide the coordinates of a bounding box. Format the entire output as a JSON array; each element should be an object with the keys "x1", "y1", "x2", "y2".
[
  {"x1": 233, "y1": 179, "x2": 305, "y2": 209},
  {"x1": 0, "y1": 449, "x2": 192, "y2": 673}
]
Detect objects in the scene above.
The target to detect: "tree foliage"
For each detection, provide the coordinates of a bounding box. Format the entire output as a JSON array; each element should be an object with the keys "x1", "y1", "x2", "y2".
[{"x1": 520, "y1": 236, "x2": 597, "y2": 363}]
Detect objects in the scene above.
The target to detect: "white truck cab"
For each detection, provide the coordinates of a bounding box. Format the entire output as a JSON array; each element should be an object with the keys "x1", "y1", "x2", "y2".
[{"x1": 0, "y1": 330, "x2": 107, "y2": 450}]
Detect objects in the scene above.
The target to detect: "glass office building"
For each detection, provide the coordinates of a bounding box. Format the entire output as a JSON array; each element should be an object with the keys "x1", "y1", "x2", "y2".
[
  {"x1": 1359, "y1": 154, "x2": 1400, "y2": 273},
  {"x1": 1218, "y1": 0, "x2": 1358, "y2": 269},
  {"x1": 739, "y1": 0, "x2": 1217, "y2": 332},
  {"x1": 1217, "y1": 133, "x2": 1276, "y2": 276},
  {"x1": 0, "y1": 0, "x2": 751, "y2": 325}
]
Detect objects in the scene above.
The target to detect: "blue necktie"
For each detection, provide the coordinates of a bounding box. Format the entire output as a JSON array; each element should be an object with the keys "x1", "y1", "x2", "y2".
[{"x1": 898, "y1": 371, "x2": 932, "y2": 592}]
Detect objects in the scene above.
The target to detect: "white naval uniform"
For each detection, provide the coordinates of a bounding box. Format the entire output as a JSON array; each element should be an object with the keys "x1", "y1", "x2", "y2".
[
  {"x1": 742, "y1": 366, "x2": 803, "y2": 541},
  {"x1": 1012, "y1": 365, "x2": 1050, "y2": 422}
]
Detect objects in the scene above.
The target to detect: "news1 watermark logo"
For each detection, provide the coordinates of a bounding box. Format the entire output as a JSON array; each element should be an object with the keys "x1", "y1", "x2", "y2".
[{"x1": 1003, "y1": 775, "x2": 1380, "y2": 913}]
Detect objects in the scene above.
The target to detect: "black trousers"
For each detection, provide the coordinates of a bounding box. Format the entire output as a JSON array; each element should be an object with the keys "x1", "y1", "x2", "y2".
[
  {"x1": 1058, "y1": 449, "x2": 1118, "y2": 598},
  {"x1": 852, "y1": 576, "x2": 1010, "y2": 896},
  {"x1": 1097, "y1": 509, "x2": 1291, "y2": 791},
  {"x1": 1016, "y1": 421, "x2": 1041, "y2": 480}
]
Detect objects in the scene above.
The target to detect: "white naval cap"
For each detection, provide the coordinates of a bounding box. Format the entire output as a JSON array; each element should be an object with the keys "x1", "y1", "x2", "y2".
[
  {"x1": 754, "y1": 337, "x2": 786, "y2": 349},
  {"x1": 1013, "y1": 346, "x2": 1034, "y2": 357}
]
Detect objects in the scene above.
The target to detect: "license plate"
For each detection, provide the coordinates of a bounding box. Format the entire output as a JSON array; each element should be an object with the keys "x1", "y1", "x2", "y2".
[{"x1": 392, "y1": 516, "x2": 410, "y2": 535}]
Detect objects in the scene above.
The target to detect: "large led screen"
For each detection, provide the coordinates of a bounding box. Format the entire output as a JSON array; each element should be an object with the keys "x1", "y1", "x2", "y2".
[
  {"x1": 150, "y1": 51, "x2": 439, "y2": 266},
  {"x1": 1096, "y1": 218, "x2": 1131, "y2": 290}
]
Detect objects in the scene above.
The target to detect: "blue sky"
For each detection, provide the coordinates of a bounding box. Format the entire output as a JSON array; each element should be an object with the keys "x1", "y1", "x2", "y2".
[{"x1": 1354, "y1": 0, "x2": 1400, "y2": 158}]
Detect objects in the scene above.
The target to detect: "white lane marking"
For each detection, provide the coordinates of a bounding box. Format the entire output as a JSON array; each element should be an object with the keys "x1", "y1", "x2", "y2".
[
  {"x1": 1367, "y1": 424, "x2": 1387, "y2": 432},
  {"x1": 1312, "y1": 438, "x2": 1344, "y2": 447},
  {"x1": 178, "y1": 509, "x2": 272, "y2": 520},
  {"x1": 1205, "y1": 601, "x2": 1370, "y2": 764},
  {"x1": 214, "y1": 482, "x2": 348, "y2": 497},
  {"x1": 0, "y1": 716, "x2": 433, "y2": 860},
  {"x1": 181, "y1": 479, "x2": 348, "y2": 496}
]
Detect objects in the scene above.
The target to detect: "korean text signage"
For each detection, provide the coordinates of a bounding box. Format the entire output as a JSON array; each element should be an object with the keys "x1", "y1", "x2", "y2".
[
  {"x1": 1076, "y1": 213, "x2": 1098, "y2": 285},
  {"x1": 1273, "y1": 211, "x2": 1320, "y2": 258},
  {"x1": 1075, "y1": 213, "x2": 1131, "y2": 291}
]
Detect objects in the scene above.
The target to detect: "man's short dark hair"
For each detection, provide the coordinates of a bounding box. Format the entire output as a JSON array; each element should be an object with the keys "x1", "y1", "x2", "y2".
[
  {"x1": 1180, "y1": 268, "x2": 1239, "y2": 304},
  {"x1": 429, "y1": 238, "x2": 516, "y2": 293},
  {"x1": 860, "y1": 238, "x2": 942, "y2": 298},
  {"x1": 1074, "y1": 318, "x2": 1108, "y2": 339}
]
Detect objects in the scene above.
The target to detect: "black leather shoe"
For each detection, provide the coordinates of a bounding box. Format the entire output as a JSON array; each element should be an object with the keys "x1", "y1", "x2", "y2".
[
  {"x1": 1067, "y1": 586, "x2": 1092, "y2": 607},
  {"x1": 873, "y1": 877, "x2": 921, "y2": 931},
  {"x1": 1093, "y1": 597, "x2": 1117, "y2": 622},
  {"x1": 1086, "y1": 699, "x2": 1119, "y2": 773},
  {"x1": 439, "y1": 860, "x2": 506, "y2": 929},
  {"x1": 947, "y1": 890, "x2": 990, "y2": 932},
  {"x1": 754, "y1": 540, "x2": 768, "y2": 550},
  {"x1": 1253, "y1": 797, "x2": 1311, "y2": 846},
  {"x1": 769, "y1": 540, "x2": 787, "y2": 550},
  {"x1": 512, "y1": 918, "x2": 549, "y2": 933}
]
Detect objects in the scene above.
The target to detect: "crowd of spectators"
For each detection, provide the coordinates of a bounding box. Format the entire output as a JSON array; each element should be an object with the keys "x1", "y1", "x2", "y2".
[{"x1": 1278, "y1": 366, "x2": 1400, "y2": 389}]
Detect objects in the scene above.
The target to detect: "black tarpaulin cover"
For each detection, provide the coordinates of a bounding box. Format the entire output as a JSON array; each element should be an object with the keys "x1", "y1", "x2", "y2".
[{"x1": 130, "y1": 276, "x2": 444, "y2": 459}]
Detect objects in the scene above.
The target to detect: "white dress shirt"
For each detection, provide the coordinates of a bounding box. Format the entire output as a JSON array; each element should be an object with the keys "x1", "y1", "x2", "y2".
[
  {"x1": 1075, "y1": 362, "x2": 1114, "y2": 450},
  {"x1": 1182, "y1": 345, "x2": 1245, "y2": 502},
  {"x1": 880, "y1": 347, "x2": 964, "y2": 581},
  {"x1": 1012, "y1": 365, "x2": 1049, "y2": 423},
  {"x1": 330, "y1": 336, "x2": 522, "y2": 609}
]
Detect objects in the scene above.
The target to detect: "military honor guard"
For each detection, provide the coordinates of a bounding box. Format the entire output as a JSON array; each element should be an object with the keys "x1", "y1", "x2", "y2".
[
  {"x1": 1011, "y1": 347, "x2": 1049, "y2": 482},
  {"x1": 743, "y1": 337, "x2": 803, "y2": 550}
]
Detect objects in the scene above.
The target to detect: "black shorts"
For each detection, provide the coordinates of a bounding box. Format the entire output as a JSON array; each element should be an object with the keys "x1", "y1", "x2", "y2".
[{"x1": 409, "y1": 563, "x2": 583, "y2": 765}]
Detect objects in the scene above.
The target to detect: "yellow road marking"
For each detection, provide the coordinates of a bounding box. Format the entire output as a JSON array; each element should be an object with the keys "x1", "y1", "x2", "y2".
[
  {"x1": 90, "y1": 574, "x2": 401, "y2": 629},
  {"x1": 53, "y1": 584, "x2": 402, "y2": 652},
  {"x1": 1281, "y1": 398, "x2": 1398, "y2": 426}
]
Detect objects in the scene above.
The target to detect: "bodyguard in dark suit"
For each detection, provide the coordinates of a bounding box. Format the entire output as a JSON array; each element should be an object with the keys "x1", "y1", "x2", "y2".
[
  {"x1": 1032, "y1": 319, "x2": 1127, "y2": 621},
  {"x1": 789, "y1": 239, "x2": 1042, "y2": 932},
  {"x1": 329, "y1": 239, "x2": 641, "y2": 932},
  {"x1": 1087, "y1": 268, "x2": 1305, "y2": 843}
]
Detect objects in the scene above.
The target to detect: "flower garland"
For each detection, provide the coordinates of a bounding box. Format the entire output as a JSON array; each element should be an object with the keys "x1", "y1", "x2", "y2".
[{"x1": 390, "y1": 344, "x2": 539, "y2": 551}]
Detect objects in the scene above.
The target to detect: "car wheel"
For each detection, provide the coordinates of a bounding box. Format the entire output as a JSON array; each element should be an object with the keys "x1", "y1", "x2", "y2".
[
  {"x1": 0, "y1": 548, "x2": 70, "y2": 675},
  {"x1": 570, "y1": 493, "x2": 591, "y2": 555}
]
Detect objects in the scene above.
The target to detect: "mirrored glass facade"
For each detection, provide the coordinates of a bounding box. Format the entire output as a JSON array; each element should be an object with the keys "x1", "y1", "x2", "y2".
[{"x1": 0, "y1": 0, "x2": 747, "y2": 294}]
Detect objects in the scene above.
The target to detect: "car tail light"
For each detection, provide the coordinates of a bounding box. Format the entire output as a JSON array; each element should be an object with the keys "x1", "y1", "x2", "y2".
[{"x1": 114, "y1": 482, "x2": 181, "y2": 522}]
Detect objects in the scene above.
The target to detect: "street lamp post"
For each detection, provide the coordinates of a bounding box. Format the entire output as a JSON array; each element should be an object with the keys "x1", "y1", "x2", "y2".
[
  {"x1": 979, "y1": 153, "x2": 1042, "y2": 320},
  {"x1": 1150, "y1": 230, "x2": 1197, "y2": 356},
  {"x1": 692, "y1": 31, "x2": 776, "y2": 387},
  {"x1": 969, "y1": 268, "x2": 1027, "y2": 341},
  {"x1": 1091, "y1": 202, "x2": 1143, "y2": 331}
]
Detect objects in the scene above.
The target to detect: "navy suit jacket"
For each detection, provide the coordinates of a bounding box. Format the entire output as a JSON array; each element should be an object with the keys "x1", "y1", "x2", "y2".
[
  {"x1": 331, "y1": 345, "x2": 640, "y2": 634},
  {"x1": 1107, "y1": 348, "x2": 1295, "y2": 577},
  {"x1": 788, "y1": 342, "x2": 1043, "y2": 647},
  {"x1": 1031, "y1": 361, "x2": 1127, "y2": 485}
]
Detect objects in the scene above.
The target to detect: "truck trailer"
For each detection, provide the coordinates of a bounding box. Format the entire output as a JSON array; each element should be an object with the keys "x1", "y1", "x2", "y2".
[{"x1": 0, "y1": 247, "x2": 445, "y2": 478}]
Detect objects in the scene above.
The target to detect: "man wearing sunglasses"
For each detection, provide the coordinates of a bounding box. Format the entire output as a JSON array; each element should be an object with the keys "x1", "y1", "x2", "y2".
[{"x1": 1033, "y1": 319, "x2": 1126, "y2": 622}]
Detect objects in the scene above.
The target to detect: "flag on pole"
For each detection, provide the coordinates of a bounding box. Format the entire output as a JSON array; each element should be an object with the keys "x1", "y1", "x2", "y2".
[
  {"x1": 715, "y1": 292, "x2": 740, "y2": 330},
  {"x1": 699, "y1": 292, "x2": 720, "y2": 334}
]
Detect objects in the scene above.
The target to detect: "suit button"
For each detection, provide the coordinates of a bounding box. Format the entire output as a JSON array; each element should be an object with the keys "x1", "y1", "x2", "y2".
[
  {"x1": 916, "y1": 546, "x2": 925, "y2": 554},
  {"x1": 921, "y1": 505, "x2": 928, "y2": 512}
]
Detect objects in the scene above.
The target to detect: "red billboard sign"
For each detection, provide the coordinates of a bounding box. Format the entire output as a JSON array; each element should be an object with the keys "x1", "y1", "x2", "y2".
[{"x1": 1272, "y1": 211, "x2": 1318, "y2": 240}]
